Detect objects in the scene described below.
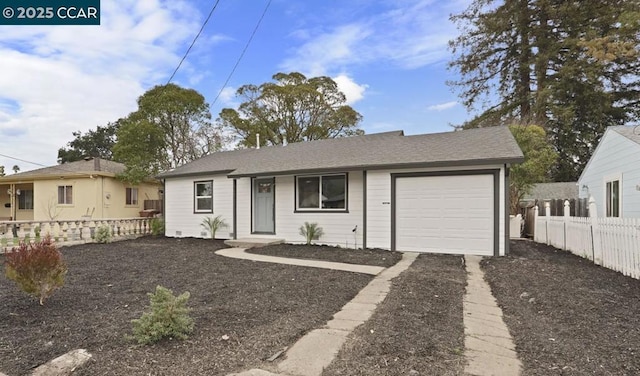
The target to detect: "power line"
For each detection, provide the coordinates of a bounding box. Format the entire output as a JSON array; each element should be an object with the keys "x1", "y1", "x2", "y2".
[
  {"x1": 211, "y1": 0, "x2": 272, "y2": 106},
  {"x1": 166, "y1": 0, "x2": 222, "y2": 85},
  {"x1": 0, "y1": 152, "x2": 102, "y2": 177}
]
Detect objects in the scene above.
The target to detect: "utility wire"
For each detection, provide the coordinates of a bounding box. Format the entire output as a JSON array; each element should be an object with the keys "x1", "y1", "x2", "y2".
[
  {"x1": 0, "y1": 152, "x2": 108, "y2": 177},
  {"x1": 165, "y1": 0, "x2": 222, "y2": 85},
  {"x1": 211, "y1": 0, "x2": 272, "y2": 106}
]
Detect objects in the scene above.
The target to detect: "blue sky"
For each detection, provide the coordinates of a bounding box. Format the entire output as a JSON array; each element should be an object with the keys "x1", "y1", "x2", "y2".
[{"x1": 0, "y1": 0, "x2": 474, "y2": 172}]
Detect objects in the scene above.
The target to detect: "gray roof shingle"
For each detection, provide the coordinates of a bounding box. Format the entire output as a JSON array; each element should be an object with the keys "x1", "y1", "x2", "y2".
[
  {"x1": 0, "y1": 158, "x2": 124, "y2": 181},
  {"x1": 158, "y1": 127, "x2": 524, "y2": 178},
  {"x1": 611, "y1": 125, "x2": 640, "y2": 145},
  {"x1": 523, "y1": 182, "x2": 579, "y2": 200}
]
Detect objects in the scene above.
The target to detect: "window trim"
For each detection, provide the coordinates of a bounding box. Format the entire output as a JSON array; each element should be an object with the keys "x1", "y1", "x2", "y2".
[
  {"x1": 604, "y1": 174, "x2": 622, "y2": 218},
  {"x1": 57, "y1": 185, "x2": 73, "y2": 205},
  {"x1": 125, "y1": 187, "x2": 139, "y2": 206},
  {"x1": 294, "y1": 173, "x2": 348, "y2": 213},
  {"x1": 193, "y1": 180, "x2": 213, "y2": 213}
]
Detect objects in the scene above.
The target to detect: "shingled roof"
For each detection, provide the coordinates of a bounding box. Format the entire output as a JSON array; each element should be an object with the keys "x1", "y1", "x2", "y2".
[
  {"x1": 159, "y1": 127, "x2": 523, "y2": 179},
  {"x1": 0, "y1": 158, "x2": 124, "y2": 182},
  {"x1": 610, "y1": 125, "x2": 640, "y2": 145}
]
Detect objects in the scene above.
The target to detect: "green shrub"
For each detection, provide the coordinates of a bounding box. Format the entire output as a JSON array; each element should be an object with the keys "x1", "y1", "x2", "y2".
[
  {"x1": 4, "y1": 235, "x2": 67, "y2": 305},
  {"x1": 95, "y1": 225, "x2": 112, "y2": 243},
  {"x1": 130, "y1": 285, "x2": 194, "y2": 345},
  {"x1": 201, "y1": 215, "x2": 227, "y2": 239},
  {"x1": 150, "y1": 218, "x2": 165, "y2": 236},
  {"x1": 299, "y1": 222, "x2": 324, "y2": 245}
]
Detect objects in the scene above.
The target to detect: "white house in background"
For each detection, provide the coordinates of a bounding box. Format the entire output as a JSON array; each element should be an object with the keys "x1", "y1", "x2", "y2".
[
  {"x1": 578, "y1": 126, "x2": 640, "y2": 218},
  {"x1": 158, "y1": 127, "x2": 524, "y2": 256}
]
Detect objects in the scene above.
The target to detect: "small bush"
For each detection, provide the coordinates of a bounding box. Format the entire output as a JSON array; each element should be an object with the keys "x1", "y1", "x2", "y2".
[
  {"x1": 130, "y1": 285, "x2": 194, "y2": 345},
  {"x1": 299, "y1": 222, "x2": 324, "y2": 245},
  {"x1": 150, "y1": 218, "x2": 165, "y2": 236},
  {"x1": 95, "y1": 225, "x2": 112, "y2": 243},
  {"x1": 4, "y1": 235, "x2": 67, "y2": 305},
  {"x1": 201, "y1": 215, "x2": 227, "y2": 239}
]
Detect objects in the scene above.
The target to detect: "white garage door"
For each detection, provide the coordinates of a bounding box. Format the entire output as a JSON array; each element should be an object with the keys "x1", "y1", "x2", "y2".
[{"x1": 395, "y1": 174, "x2": 494, "y2": 255}]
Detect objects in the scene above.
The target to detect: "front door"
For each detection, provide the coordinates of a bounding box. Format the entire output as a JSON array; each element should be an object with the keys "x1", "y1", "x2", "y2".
[{"x1": 254, "y1": 178, "x2": 275, "y2": 233}]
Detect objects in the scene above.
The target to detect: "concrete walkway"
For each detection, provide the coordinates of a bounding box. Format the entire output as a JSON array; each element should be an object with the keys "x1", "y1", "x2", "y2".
[
  {"x1": 215, "y1": 248, "x2": 385, "y2": 275},
  {"x1": 221, "y1": 248, "x2": 419, "y2": 376},
  {"x1": 219, "y1": 248, "x2": 522, "y2": 376},
  {"x1": 463, "y1": 255, "x2": 522, "y2": 376}
]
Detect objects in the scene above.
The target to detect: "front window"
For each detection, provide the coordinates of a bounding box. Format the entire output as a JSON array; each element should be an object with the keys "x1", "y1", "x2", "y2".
[
  {"x1": 18, "y1": 189, "x2": 34, "y2": 210},
  {"x1": 296, "y1": 174, "x2": 346, "y2": 211},
  {"x1": 194, "y1": 181, "x2": 213, "y2": 213},
  {"x1": 126, "y1": 188, "x2": 138, "y2": 206},
  {"x1": 58, "y1": 185, "x2": 73, "y2": 205},
  {"x1": 606, "y1": 180, "x2": 620, "y2": 217}
]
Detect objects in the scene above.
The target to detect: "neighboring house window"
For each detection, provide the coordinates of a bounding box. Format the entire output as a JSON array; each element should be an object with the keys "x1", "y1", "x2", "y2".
[
  {"x1": 194, "y1": 181, "x2": 213, "y2": 213},
  {"x1": 126, "y1": 188, "x2": 138, "y2": 206},
  {"x1": 18, "y1": 189, "x2": 34, "y2": 210},
  {"x1": 296, "y1": 174, "x2": 347, "y2": 211},
  {"x1": 605, "y1": 180, "x2": 620, "y2": 217},
  {"x1": 58, "y1": 185, "x2": 73, "y2": 205}
]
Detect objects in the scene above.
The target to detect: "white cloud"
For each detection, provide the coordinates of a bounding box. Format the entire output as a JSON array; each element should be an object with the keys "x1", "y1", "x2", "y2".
[
  {"x1": 0, "y1": 0, "x2": 201, "y2": 170},
  {"x1": 217, "y1": 87, "x2": 239, "y2": 107},
  {"x1": 281, "y1": 24, "x2": 370, "y2": 76},
  {"x1": 333, "y1": 74, "x2": 368, "y2": 105},
  {"x1": 427, "y1": 101, "x2": 458, "y2": 111},
  {"x1": 281, "y1": 0, "x2": 468, "y2": 75}
]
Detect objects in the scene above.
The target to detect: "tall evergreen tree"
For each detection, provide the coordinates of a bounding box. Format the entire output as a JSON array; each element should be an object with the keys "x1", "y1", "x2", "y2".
[{"x1": 449, "y1": 0, "x2": 640, "y2": 181}]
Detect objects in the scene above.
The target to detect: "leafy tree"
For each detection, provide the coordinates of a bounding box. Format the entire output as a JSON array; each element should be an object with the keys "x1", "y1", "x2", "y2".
[
  {"x1": 57, "y1": 122, "x2": 120, "y2": 163},
  {"x1": 508, "y1": 124, "x2": 557, "y2": 215},
  {"x1": 112, "y1": 119, "x2": 165, "y2": 185},
  {"x1": 219, "y1": 72, "x2": 363, "y2": 148},
  {"x1": 12, "y1": 165, "x2": 19, "y2": 174},
  {"x1": 448, "y1": 0, "x2": 640, "y2": 181},
  {"x1": 113, "y1": 84, "x2": 222, "y2": 183}
]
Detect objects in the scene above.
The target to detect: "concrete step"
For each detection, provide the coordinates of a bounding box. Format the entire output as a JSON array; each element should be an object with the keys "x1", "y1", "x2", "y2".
[{"x1": 223, "y1": 238, "x2": 285, "y2": 249}]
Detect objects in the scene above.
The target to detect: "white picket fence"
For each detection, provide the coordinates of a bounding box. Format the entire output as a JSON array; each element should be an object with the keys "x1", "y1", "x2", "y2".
[{"x1": 534, "y1": 199, "x2": 640, "y2": 279}]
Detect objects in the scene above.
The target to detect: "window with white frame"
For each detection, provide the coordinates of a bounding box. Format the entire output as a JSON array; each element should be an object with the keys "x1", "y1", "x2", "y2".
[
  {"x1": 605, "y1": 179, "x2": 620, "y2": 217},
  {"x1": 18, "y1": 189, "x2": 34, "y2": 210},
  {"x1": 126, "y1": 187, "x2": 138, "y2": 206},
  {"x1": 296, "y1": 174, "x2": 346, "y2": 211},
  {"x1": 57, "y1": 185, "x2": 73, "y2": 205},
  {"x1": 194, "y1": 181, "x2": 213, "y2": 213}
]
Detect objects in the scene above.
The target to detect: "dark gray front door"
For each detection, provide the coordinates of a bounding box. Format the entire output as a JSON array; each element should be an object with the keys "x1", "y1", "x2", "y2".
[{"x1": 254, "y1": 178, "x2": 274, "y2": 233}]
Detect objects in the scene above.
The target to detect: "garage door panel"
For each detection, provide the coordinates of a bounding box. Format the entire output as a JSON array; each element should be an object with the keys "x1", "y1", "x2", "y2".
[{"x1": 395, "y1": 174, "x2": 494, "y2": 255}]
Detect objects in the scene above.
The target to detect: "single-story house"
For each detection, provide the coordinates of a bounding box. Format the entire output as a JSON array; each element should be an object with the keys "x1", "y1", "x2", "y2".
[
  {"x1": 0, "y1": 158, "x2": 162, "y2": 221},
  {"x1": 159, "y1": 127, "x2": 523, "y2": 256},
  {"x1": 578, "y1": 126, "x2": 640, "y2": 217}
]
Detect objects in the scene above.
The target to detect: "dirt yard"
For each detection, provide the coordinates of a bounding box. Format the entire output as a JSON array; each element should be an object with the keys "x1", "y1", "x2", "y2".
[
  {"x1": 0, "y1": 237, "x2": 377, "y2": 376},
  {"x1": 323, "y1": 254, "x2": 467, "y2": 375},
  {"x1": 482, "y1": 240, "x2": 640, "y2": 375}
]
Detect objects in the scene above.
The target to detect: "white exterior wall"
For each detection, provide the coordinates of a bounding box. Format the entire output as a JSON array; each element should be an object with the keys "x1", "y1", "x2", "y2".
[
  {"x1": 366, "y1": 164, "x2": 507, "y2": 255},
  {"x1": 164, "y1": 175, "x2": 235, "y2": 239},
  {"x1": 578, "y1": 130, "x2": 640, "y2": 218},
  {"x1": 236, "y1": 172, "x2": 364, "y2": 247}
]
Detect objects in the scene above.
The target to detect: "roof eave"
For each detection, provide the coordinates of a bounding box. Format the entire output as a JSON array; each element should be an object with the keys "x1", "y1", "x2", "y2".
[
  {"x1": 227, "y1": 156, "x2": 525, "y2": 178},
  {"x1": 0, "y1": 171, "x2": 117, "y2": 183},
  {"x1": 158, "y1": 169, "x2": 236, "y2": 180}
]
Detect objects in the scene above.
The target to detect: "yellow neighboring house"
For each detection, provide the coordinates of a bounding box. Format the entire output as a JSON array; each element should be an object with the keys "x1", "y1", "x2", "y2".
[{"x1": 0, "y1": 158, "x2": 161, "y2": 221}]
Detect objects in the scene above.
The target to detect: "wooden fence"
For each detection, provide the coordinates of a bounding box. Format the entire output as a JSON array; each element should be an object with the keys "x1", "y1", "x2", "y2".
[
  {"x1": 522, "y1": 198, "x2": 588, "y2": 237},
  {"x1": 534, "y1": 199, "x2": 640, "y2": 279}
]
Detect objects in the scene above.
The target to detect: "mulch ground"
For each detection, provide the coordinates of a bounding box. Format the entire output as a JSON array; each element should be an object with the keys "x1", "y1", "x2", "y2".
[
  {"x1": 246, "y1": 244, "x2": 403, "y2": 268},
  {"x1": 482, "y1": 240, "x2": 640, "y2": 375},
  {"x1": 0, "y1": 237, "x2": 373, "y2": 376},
  {"x1": 323, "y1": 254, "x2": 467, "y2": 375}
]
